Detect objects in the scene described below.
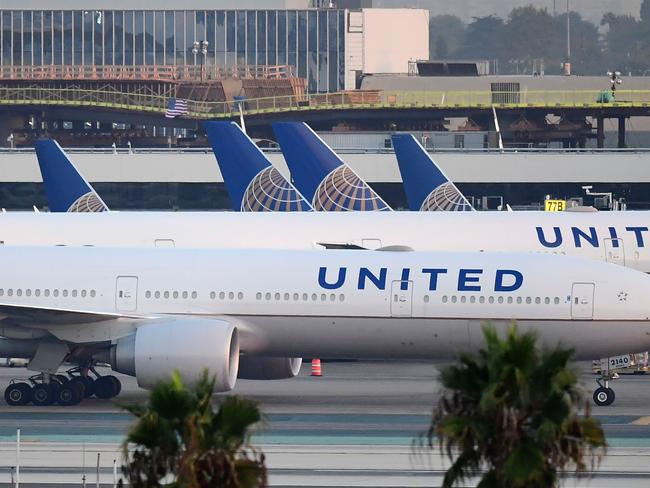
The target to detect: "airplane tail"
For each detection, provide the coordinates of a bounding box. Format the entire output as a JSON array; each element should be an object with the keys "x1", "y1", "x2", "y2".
[
  {"x1": 391, "y1": 134, "x2": 474, "y2": 211},
  {"x1": 204, "y1": 121, "x2": 312, "y2": 211},
  {"x1": 34, "y1": 139, "x2": 109, "y2": 212},
  {"x1": 273, "y1": 122, "x2": 391, "y2": 211}
]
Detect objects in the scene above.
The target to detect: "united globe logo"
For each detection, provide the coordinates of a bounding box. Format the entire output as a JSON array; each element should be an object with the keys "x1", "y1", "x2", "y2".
[
  {"x1": 241, "y1": 166, "x2": 311, "y2": 212},
  {"x1": 420, "y1": 182, "x2": 473, "y2": 212},
  {"x1": 312, "y1": 166, "x2": 390, "y2": 211},
  {"x1": 66, "y1": 192, "x2": 107, "y2": 212}
]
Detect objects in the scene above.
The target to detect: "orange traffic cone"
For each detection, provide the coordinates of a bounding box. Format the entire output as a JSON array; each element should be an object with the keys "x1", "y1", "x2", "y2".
[{"x1": 311, "y1": 358, "x2": 322, "y2": 377}]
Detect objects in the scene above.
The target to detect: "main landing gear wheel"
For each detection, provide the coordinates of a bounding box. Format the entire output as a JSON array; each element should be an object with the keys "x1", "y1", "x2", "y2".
[
  {"x1": 94, "y1": 375, "x2": 121, "y2": 399},
  {"x1": 4, "y1": 383, "x2": 32, "y2": 406},
  {"x1": 593, "y1": 387, "x2": 616, "y2": 407},
  {"x1": 56, "y1": 383, "x2": 83, "y2": 406},
  {"x1": 31, "y1": 384, "x2": 55, "y2": 406}
]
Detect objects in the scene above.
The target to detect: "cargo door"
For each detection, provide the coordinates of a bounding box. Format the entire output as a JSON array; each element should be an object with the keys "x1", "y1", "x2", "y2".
[
  {"x1": 390, "y1": 280, "x2": 412, "y2": 317},
  {"x1": 571, "y1": 283, "x2": 594, "y2": 319},
  {"x1": 155, "y1": 239, "x2": 175, "y2": 248},
  {"x1": 604, "y1": 238, "x2": 625, "y2": 266},
  {"x1": 116, "y1": 276, "x2": 138, "y2": 312}
]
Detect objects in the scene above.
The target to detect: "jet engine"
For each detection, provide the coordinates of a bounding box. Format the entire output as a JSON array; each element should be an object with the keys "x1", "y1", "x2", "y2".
[
  {"x1": 238, "y1": 357, "x2": 302, "y2": 380},
  {"x1": 110, "y1": 319, "x2": 239, "y2": 392}
]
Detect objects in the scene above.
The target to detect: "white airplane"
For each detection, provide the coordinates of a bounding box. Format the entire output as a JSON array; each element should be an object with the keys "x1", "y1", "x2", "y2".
[
  {"x1": 0, "y1": 211, "x2": 647, "y2": 271},
  {"x1": 0, "y1": 245, "x2": 648, "y2": 408}
]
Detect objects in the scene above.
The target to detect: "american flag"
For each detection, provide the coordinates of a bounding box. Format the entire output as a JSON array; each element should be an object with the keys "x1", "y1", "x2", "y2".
[{"x1": 165, "y1": 98, "x2": 188, "y2": 118}]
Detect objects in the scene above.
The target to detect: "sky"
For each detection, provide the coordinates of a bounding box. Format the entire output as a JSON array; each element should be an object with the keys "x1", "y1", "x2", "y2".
[{"x1": 373, "y1": 0, "x2": 643, "y2": 24}]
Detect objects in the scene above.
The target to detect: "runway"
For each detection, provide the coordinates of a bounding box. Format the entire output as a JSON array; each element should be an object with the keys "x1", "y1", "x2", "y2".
[{"x1": 0, "y1": 361, "x2": 648, "y2": 486}]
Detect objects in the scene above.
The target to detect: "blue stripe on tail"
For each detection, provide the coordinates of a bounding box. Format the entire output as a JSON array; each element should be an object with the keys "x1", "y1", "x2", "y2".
[
  {"x1": 204, "y1": 121, "x2": 312, "y2": 212},
  {"x1": 34, "y1": 139, "x2": 108, "y2": 212},
  {"x1": 392, "y1": 134, "x2": 474, "y2": 212}
]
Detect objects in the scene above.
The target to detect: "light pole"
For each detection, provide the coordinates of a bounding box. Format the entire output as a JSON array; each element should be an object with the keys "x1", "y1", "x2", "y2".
[
  {"x1": 192, "y1": 40, "x2": 209, "y2": 81},
  {"x1": 607, "y1": 70, "x2": 622, "y2": 96}
]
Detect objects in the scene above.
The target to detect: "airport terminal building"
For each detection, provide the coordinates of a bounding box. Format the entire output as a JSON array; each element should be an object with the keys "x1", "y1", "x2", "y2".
[{"x1": 0, "y1": 1, "x2": 428, "y2": 92}]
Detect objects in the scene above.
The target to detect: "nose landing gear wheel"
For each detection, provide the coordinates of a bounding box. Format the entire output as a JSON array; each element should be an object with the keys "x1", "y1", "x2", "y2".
[
  {"x1": 5, "y1": 383, "x2": 32, "y2": 406},
  {"x1": 593, "y1": 387, "x2": 615, "y2": 406}
]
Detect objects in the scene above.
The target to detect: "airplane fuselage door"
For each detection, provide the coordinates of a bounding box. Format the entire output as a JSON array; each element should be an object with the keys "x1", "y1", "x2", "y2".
[
  {"x1": 604, "y1": 238, "x2": 625, "y2": 266},
  {"x1": 391, "y1": 280, "x2": 413, "y2": 317},
  {"x1": 116, "y1": 276, "x2": 138, "y2": 312},
  {"x1": 571, "y1": 283, "x2": 594, "y2": 319}
]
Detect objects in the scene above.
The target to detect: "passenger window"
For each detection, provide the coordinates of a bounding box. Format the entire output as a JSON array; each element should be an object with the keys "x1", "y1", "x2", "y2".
[
  {"x1": 488, "y1": 296, "x2": 494, "y2": 304},
  {"x1": 191, "y1": 291, "x2": 197, "y2": 299},
  {"x1": 479, "y1": 296, "x2": 485, "y2": 304},
  {"x1": 229, "y1": 292, "x2": 234, "y2": 300},
  {"x1": 442, "y1": 295, "x2": 448, "y2": 303},
  {"x1": 554, "y1": 297, "x2": 560, "y2": 304},
  {"x1": 507, "y1": 296, "x2": 513, "y2": 304},
  {"x1": 16, "y1": 289, "x2": 22, "y2": 297},
  {"x1": 321, "y1": 294, "x2": 327, "y2": 301},
  {"x1": 45, "y1": 289, "x2": 50, "y2": 297},
  {"x1": 164, "y1": 291, "x2": 170, "y2": 299},
  {"x1": 339, "y1": 294, "x2": 345, "y2": 302},
  {"x1": 182, "y1": 291, "x2": 188, "y2": 299},
  {"x1": 145, "y1": 291, "x2": 151, "y2": 299},
  {"x1": 53, "y1": 290, "x2": 59, "y2": 298},
  {"x1": 173, "y1": 291, "x2": 179, "y2": 299},
  {"x1": 265, "y1": 292, "x2": 271, "y2": 300},
  {"x1": 90, "y1": 290, "x2": 96, "y2": 298},
  {"x1": 424, "y1": 295, "x2": 430, "y2": 303},
  {"x1": 256, "y1": 292, "x2": 262, "y2": 300},
  {"x1": 311, "y1": 293, "x2": 317, "y2": 301},
  {"x1": 460, "y1": 296, "x2": 466, "y2": 303},
  {"x1": 210, "y1": 292, "x2": 216, "y2": 299},
  {"x1": 35, "y1": 290, "x2": 41, "y2": 297},
  {"x1": 0, "y1": 289, "x2": 3, "y2": 297},
  {"x1": 26, "y1": 289, "x2": 32, "y2": 297},
  {"x1": 526, "y1": 297, "x2": 532, "y2": 304},
  {"x1": 72, "y1": 290, "x2": 77, "y2": 298},
  {"x1": 238, "y1": 292, "x2": 243, "y2": 300},
  {"x1": 284, "y1": 293, "x2": 290, "y2": 301},
  {"x1": 516, "y1": 297, "x2": 522, "y2": 304},
  {"x1": 293, "y1": 293, "x2": 299, "y2": 301},
  {"x1": 154, "y1": 291, "x2": 160, "y2": 299},
  {"x1": 535, "y1": 297, "x2": 541, "y2": 304},
  {"x1": 303, "y1": 293, "x2": 308, "y2": 301},
  {"x1": 219, "y1": 292, "x2": 225, "y2": 300},
  {"x1": 80, "y1": 290, "x2": 86, "y2": 298},
  {"x1": 470, "y1": 296, "x2": 476, "y2": 303},
  {"x1": 545, "y1": 297, "x2": 550, "y2": 304},
  {"x1": 497, "y1": 296, "x2": 503, "y2": 304},
  {"x1": 274, "y1": 293, "x2": 281, "y2": 300}
]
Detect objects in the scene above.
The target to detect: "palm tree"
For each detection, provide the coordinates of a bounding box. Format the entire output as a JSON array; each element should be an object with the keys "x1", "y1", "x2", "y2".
[
  {"x1": 426, "y1": 325, "x2": 606, "y2": 488},
  {"x1": 122, "y1": 371, "x2": 266, "y2": 488}
]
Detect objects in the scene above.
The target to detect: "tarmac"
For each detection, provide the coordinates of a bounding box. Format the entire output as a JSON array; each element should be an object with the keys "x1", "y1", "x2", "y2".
[{"x1": 0, "y1": 361, "x2": 648, "y2": 487}]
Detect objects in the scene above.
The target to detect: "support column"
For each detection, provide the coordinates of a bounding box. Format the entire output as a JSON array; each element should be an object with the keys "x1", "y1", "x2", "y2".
[
  {"x1": 618, "y1": 116, "x2": 626, "y2": 148},
  {"x1": 596, "y1": 116, "x2": 605, "y2": 148}
]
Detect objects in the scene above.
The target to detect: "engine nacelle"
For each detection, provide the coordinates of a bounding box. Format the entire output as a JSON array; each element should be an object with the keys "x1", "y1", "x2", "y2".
[
  {"x1": 110, "y1": 318, "x2": 239, "y2": 392},
  {"x1": 238, "y1": 357, "x2": 302, "y2": 380}
]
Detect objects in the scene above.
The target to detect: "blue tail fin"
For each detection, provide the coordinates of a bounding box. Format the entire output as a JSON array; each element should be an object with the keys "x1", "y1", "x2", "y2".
[
  {"x1": 273, "y1": 122, "x2": 391, "y2": 211},
  {"x1": 34, "y1": 139, "x2": 109, "y2": 212},
  {"x1": 204, "y1": 121, "x2": 312, "y2": 211},
  {"x1": 391, "y1": 134, "x2": 474, "y2": 211}
]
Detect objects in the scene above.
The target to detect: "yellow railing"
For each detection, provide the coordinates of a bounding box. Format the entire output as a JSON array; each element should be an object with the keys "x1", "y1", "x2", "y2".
[{"x1": 1, "y1": 88, "x2": 649, "y2": 118}]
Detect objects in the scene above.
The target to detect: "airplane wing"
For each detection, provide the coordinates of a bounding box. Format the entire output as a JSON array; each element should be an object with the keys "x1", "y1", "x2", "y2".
[{"x1": 0, "y1": 302, "x2": 150, "y2": 325}]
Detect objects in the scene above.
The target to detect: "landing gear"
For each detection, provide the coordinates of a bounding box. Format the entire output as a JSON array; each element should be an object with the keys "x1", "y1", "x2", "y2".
[
  {"x1": 593, "y1": 373, "x2": 617, "y2": 407},
  {"x1": 3, "y1": 367, "x2": 122, "y2": 407}
]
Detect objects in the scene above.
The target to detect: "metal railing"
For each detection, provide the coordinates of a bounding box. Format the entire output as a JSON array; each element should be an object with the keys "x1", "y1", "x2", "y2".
[
  {"x1": 0, "y1": 64, "x2": 297, "y2": 81},
  {"x1": 1, "y1": 88, "x2": 649, "y2": 118}
]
